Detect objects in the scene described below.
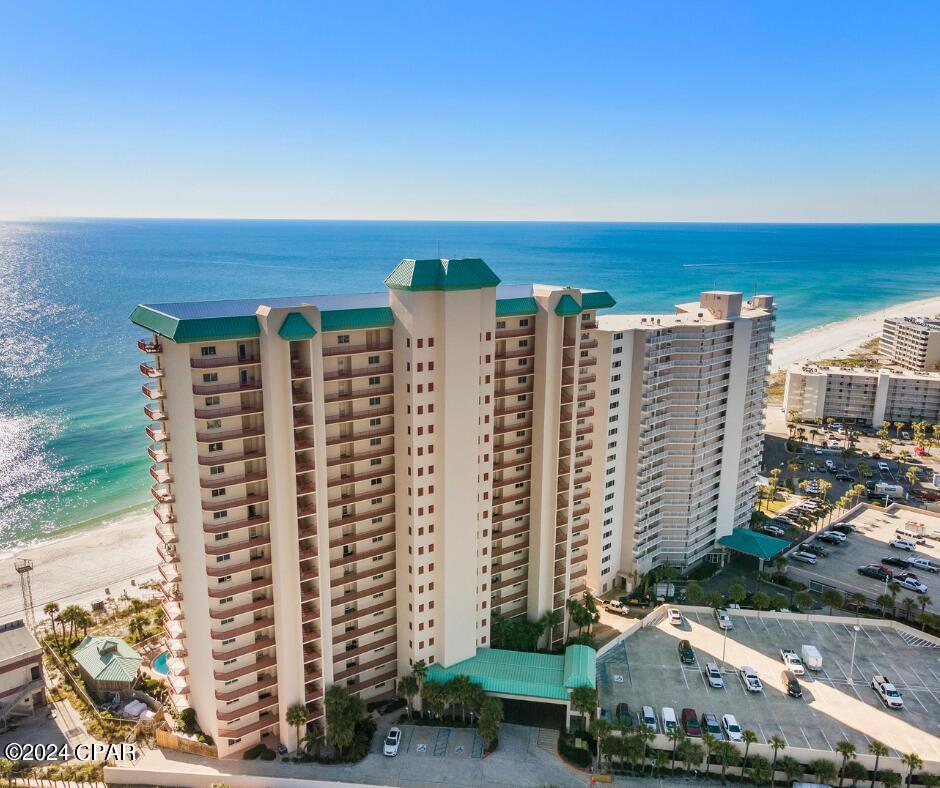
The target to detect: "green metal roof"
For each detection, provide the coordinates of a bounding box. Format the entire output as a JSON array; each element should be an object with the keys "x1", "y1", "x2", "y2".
[
  {"x1": 580, "y1": 291, "x2": 617, "y2": 310},
  {"x1": 426, "y1": 645, "x2": 596, "y2": 701},
  {"x1": 385, "y1": 258, "x2": 500, "y2": 292},
  {"x1": 555, "y1": 294, "x2": 583, "y2": 316},
  {"x1": 319, "y1": 306, "x2": 394, "y2": 332},
  {"x1": 278, "y1": 312, "x2": 317, "y2": 341},
  {"x1": 72, "y1": 636, "x2": 142, "y2": 684},
  {"x1": 717, "y1": 527, "x2": 790, "y2": 561},
  {"x1": 496, "y1": 297, "x2": 539, "y2": 317},
  {"x1": 131, "y1": 305, "x2": 260, "y2": 343}
]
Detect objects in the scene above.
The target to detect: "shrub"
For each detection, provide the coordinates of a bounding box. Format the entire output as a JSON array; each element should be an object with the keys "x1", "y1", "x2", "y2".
[
  {"x1": 243, "y1": 743, "x2": 265, "y2": 760},
  {"x1": 558, "y1": 736, "x2": 591, "y2": 768},
  {"x1": 259, "y1": 748, "x2": 276, "y2": 761}
]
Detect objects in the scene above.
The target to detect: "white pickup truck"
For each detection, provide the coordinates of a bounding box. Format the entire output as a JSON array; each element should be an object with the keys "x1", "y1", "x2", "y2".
[
  {"x1": 780, "y1": 649, "x2": 805, "y2": 676},
  {"x1": 871, "y1": 674, "x2": 904, "y2": 709}
]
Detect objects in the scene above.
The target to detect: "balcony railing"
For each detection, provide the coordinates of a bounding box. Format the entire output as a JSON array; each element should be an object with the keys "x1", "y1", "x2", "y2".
[
  {"x1": 323, "y1": 363, "x2": 393, "y2": 382},
  {"x1": 192, "y1": 379, "x2": 262, "y2": 396},
  {"x1": 322, "y1": 340, "x2": 393, "y2": 358},
  {"x1": 138, "y1": 338, "x2": 162, "y2": 353},
  {"x1": 141, "y1": 384, "x2": 165, "y2": 400},
  {"x1": 190, "y1": 354, "x2": 261, "y2": 369},
  {"x1": 139, "y1": 362, "x2": 164, "y2": 378}
]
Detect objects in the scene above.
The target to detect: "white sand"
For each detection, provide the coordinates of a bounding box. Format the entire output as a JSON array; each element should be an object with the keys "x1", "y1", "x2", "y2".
[
  {"x1": 770, "y1": 292, "x2": 940, "y2": 372},
  {"x1": 0, "y1": 509, "x2": 158, "y2": 622}
]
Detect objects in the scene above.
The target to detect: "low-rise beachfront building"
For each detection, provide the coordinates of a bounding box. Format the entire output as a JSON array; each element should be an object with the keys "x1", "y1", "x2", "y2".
[
  {"x1": 132, "y1": 257, "x2": 774, "y2": 756},
  {"x1": 586, "y1": 292, "x2": 776, "y2": 589},
  {"x1": 0, "y1": 620, "x2": 45, "y2": 731},
  {"x1": 783, "y1": 364, "x2": 940, "y2": 426},
  {"x1": 880, "y1": 316, "x2": 940, "y2": 371},
  {"x1": 72, "y1": 636, "x2": 142, "y2": 695}
]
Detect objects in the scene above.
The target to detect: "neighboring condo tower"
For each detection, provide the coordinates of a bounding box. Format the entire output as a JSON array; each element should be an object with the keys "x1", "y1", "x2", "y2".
[{"x1": 133, "y1": 258, "x2": 774, "y2": 757}]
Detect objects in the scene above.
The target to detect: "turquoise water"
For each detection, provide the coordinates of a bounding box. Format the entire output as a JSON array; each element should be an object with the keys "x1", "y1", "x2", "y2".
[
  {"x1": 1, "y1": 219, "x2": 939, "y2": 550},
  {"x1": 152, "y1": 650, "x2": 170, "y2": 675}
]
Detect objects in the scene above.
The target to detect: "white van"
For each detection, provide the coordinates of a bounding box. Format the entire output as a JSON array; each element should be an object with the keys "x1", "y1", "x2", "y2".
[
  {"x1": 661, "y1": 706, "x2": 678, "y2": 734},
  {"x1": 641, "y1": 706, "x2": 657, "y2": 732},
  {"x1": 801, "y1": 644, "x2": 823, "y2": 671},
  {"x1": 705, "y1": 662, "x2": 725, "y2": 689}
]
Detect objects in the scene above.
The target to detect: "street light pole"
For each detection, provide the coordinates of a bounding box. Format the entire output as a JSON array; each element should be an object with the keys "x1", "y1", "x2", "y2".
[{"x1": 848, "y1": 624, "x2": 860, "y2": 683}]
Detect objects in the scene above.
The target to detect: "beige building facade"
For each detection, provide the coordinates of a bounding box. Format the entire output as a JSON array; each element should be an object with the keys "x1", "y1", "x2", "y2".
[
  {"x1": 133, "y1": 259, "x2": 772, "y2": 756},
  {"x1": 783, "y1": 364, "x2": 940, "y2": 426},
  {"x1": 880, "y1": 317, "x2": 940, "y2": 371}
]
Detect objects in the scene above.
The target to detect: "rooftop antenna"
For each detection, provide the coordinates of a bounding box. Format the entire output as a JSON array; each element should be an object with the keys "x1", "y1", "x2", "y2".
[{"x1": 15, "y1": 559, "x2": 35, "y2": 630}]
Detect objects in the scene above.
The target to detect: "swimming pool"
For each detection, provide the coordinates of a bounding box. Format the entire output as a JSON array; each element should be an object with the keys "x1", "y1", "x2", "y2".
[{"x1": 152, "y1": 650, "x2": 170, "y2": 676}]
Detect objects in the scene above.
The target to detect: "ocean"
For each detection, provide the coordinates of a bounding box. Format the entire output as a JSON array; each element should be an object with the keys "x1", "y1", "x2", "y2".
[{"x1": 2, "y1": 219, "x2": 939, "y2": 551}]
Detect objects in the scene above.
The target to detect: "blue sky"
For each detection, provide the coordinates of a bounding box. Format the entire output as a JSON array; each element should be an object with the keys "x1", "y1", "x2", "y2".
[{"x1": 1, "y1": 1, "x2": 938, "y2": 221}]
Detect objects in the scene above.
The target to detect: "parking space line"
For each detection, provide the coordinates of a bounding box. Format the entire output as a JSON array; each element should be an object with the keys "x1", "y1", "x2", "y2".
[
  {"x1": 755, "y1": 722, "x2": 768, "y2": 744},
  {"x1": 819, "y1": 728, "x2": 833, "y2": 750},
  {"x1": 743, "y1": 617, "x2": 755, "y2": 635},
  {"x1": 791, "y1": 619, "x2": 804, "y2": 636},
  {"x1": 800, "y1": 728, "x2": 812, "y2": 748},
  {"x1": 877, "y1": 628, "x2": 894, "y2": 645},
  {"x1": 680, "y1": 665, "x2": 690, "y2": 691}
]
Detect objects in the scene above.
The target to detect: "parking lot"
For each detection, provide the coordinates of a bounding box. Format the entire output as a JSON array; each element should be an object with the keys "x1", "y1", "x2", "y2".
[
  {"x1": 787, "y1": 504, "x2": 940, "y2": 616},
  {"x1": 369, "y1": 724, "x2": 486, "y2": 759},
  {"x1": 600, "y1": 608, "x2": 940, "y2": 760}
]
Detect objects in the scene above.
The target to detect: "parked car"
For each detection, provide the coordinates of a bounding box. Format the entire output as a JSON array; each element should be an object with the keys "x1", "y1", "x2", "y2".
[
  {"x1": 801, "y1": 644, "x2": 823, "y2": 671},
  {"x1": 616, "y1": 703, "x2": 634, "y2": 726},
  {"x1": 780, "y1": 648, "x2": 805, "y2": 676},
  {"x1": 681, "y1": 708, "x2": 702, "y2": 737},
  {"x1": 836, "y1": 473, "x2": 853, "y2": 482},
  {"x1": 804, "y1": 543, "x2": 829, "y2": 557},
  {"x1": 641, "y1": 706, "x2": 657, "y2": 733},
  {"x1": 871, "y1": 675, "x2": 904, "y2": 709},
  {"x1": 763, "y1": 524, "x2": 786, "y2": 537},
  {"x1": 782, "y1": 670, "x2": 803, "y2": 698},
  {"x1": 898, "y1": 576, "x2": 928, "y2": 593},
  {"x1": 832, "y1": 524, "x2": 854, "y2": 535},
  {"x1": 383, "y1": 727, "x2": 402, "y2": 757},
  {"x1": 818, "y1": 533, "x2": 844, "y2": 545},
  {"x1": 890, "y1": 539, "x2": 916, "y2": 551},
  {"x1": 705, "y1": 661, "x2": 724, "y2": 689},
  {"x1": 677, "y1": 639, "x2": 696, "y2": 665},
  {"x1": 882, "y1": 556, "x2": 910, "y2": 569},
  {"x1": 667, "y1": 607, "x2": 684, "y2": 626},
  {"x1": 701, "y1": 712, "x2": 722, "y2": 737},
  {"x1": 722, "y1": 714, "x2": 744, "y2": 742},
  {"x1": 878, "y1": 461, "x2": 891, "y2": 472},
  {"x1": 792, "y1": 551, "x2": 818, "y2": 564},
  {"x1": 714, "y1": 609, "x2": 734, "y2": 630},
  {"x1": 605, "y1": 599, "x2": 628, "y2": 616},
  {"x1": 907, "y1": 556, "x2": 938, "y2": 573},
  {"x1": 858, "y1": 564, "x2": 892, "y2": 581},
  {"x1": 661, "y1": 707, "x2": 678, "y2": 734},
  {"x1": 739, "y1": 666, "x2": 764, "y2": 693}
]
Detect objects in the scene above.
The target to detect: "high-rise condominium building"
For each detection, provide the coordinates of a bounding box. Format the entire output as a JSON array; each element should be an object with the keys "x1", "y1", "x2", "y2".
[
  {"x1": 783, "y1": 364, "x2": 940, "y2": 425},
  {"x1": 585, "y1": 292, "x2": 775, "y2": 591},
  {"x1": 880, "y1": 317, "x2": 940, "y2": 371},
  {"x1": 133, "y1": 258, "x2": 773, "y2": 757}
]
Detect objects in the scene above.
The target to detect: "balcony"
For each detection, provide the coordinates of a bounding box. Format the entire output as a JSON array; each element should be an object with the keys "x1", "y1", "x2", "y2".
[
  {"x1": 336, "y1": 636, "x2": 398, "y2": 663},
  {"x1": 323, "y1": 363, "x2": 393, "y2": 382},
  {"x1": 329, "y1": 561, "x2": 395, "y2": 589},
  {"x1": 493, "y1": 506, "x2": 530, "y2": 524},
  {"x1": 138, "y1": 338, "x2": 163, "y2": 353},
  {"x1": 209, "y1": 596, "x2": 274, "y2": 620},
  {"x1": 493, "y1": 456, "x2": 531, "y2": 473},
  {"x1": 494, "y1": 400, "x2": 532, "y2": 417},
  {"x1": 193, "y1": 379, "x2": 262, "y2": 397},
  {"x1": 207, "y1": 576, "x2": 273, "y2": 599},
  {"x1": 495, "y1": 326, "x2": 535, "y2": 339},
  {"x1": 141, "y1": 384, "x2": 165, "y2": 400},
  {"x1": 201, "y1": 491, "x2": 268, "y2": 513},
  {"x1": 215, "y1": 675, "x2": 277, "y2": 702},
  {"x1": 494, "y1": 383, "x2": 534, "y2": 399},
  {"x1": 200, "y1": 470, "x2": 267, "y2": 490},
  {"x1": 330, "y1": 597, "x2": 396, "y2": 627},
  {"x1": 144, "y1": 404, "x2": 167, "y2": 421},
  {"x1": 190, "y1": 354, "x2": 261, "y2": 369},
  {"x1": 327, "y1": 484, "x2": 395, "y2": 509},
  {"x1": 326, "y1": 444, "x2": 394, "y2": 468},
  {"x1": 492, "y1": 488, "x2": 530, "y2": 507},
  {"x1": 217, "y1": 713, "x2": 280, "y2": 741},
  {"x1": 334, "y1": 654, "x2": 397, "y2": 683},
  {"x1": 155, "y1": 523, "x2": 178, "y2": 545},
  {"x1": 148, "y1": 445, "x2": 170, "y2": 463},
  {"x1": 492, "y1": 588, "x2": 528, "y2": 607},
  {"x1": 324, "y1": 385, "x2": 394, "y2": 404},
  {"x1": 205, "y1": 554, "x2": 272, "y2": 578},
  {"x1": 153, "y1": 505, "x2": 176, "y2": 525},
  {"x1": 151, "y1": 485, "x2": 174, "y2": 504},
  {"x1": 198, "y1": 447, "x2": 265, "y2": 466},
  {"x1": 331, "y1": 580, "x2": 396, "y2": 609},
  {"x1": 203, "y1": 513, "x2": 268, "y2": 535},
  {"x1": 150, "y1": 465, "x2": 171, "y2": 484},
  {"x1": 326, "y1": 424, "x2": 394, "y2": 446},
  {"x1": 210, "y1": 616, "x2": 273, "y2": 642},
  {"x1": 204, "y1": 534, "x2": 270, "y2": 557},
  {"x1": 325, "y1": 404, "x2": 394, "y2": 426},
  {"x1": 145, "y1": 424, "x2": 168, "y2": 442},
  {"x1": 330, "y1": 541, "x2": 394, "y2": 569},
  {"x1": 194, "y1": 402, "x2": 264, "y2": 420},
  {"x1": 139, "y1": 362, "x2": 164, "y2": 379},
  {"x1": 211, "y1": 635, "x2": 275, "y2": 661},
  {"x1": 494, "y1": 419, "x2": 532, "y2": 435},
  {"x1": 328, "y1": 504, "x2": 395, "y2": 530},
  {"x1": 322, "y1": 340, "x2": 393, "y2": 358},
  {"x1": 330, "y1": 521, "x2": 396, "y2": 549},
  {"x1": 495, "y1": 363, "x2": 535, "y2": 380},
  {"x1": 492, "y1": 522, "x2": 530, "y2": 541}
]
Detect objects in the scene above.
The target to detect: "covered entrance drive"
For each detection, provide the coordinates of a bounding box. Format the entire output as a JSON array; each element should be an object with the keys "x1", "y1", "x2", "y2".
[
  {"x1": 717, "y1": 527, "x2": 789, "y2": 572},
  {"x1": 426, "y1": 644, "x2": 596, "y2": 732}
]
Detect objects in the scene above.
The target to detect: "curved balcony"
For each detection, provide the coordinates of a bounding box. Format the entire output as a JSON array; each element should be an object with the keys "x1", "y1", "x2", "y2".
[
  {"x1": 139, "y1": 362, "x2": 164, "y2": 378},
  {"x1": 153, "y1": 505, "x2": 176, "y2": 525},
  {"x1": 148, "y1": 445, "x2": 170, "y2": 463},
  {"x1": 144, "y1": 404, "x2": 167, "y2": 421},
  {"x1": 192, "y1": 379, "x2": 262, "y2": 396},
  {"x1": 205, "y1": 555, "x2": 271, "y2": 578},
  {"x1": 150, "y1": 465, "x2": 172, "y2": 484},
  {"x1": 138, "y1": 338, "x2": 163, "y2": 353},
  {"x1": 145, "y1": 424, "x2": 168, "y2": 442},
  {"x1": 151, "y1": 485, "x2": 174, "y2": 504},
  {"x1": 213, "y1": 656, "x2": 277, "y2": 682},
  {"x1": 141, "y1": 384, "x2": 165, "y2": 400}
]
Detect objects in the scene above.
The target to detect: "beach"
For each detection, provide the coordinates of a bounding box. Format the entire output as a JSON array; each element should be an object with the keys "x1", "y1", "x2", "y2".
[
  {"x1": 770, "y1": 292, "x2": 940, "y2": 371},
  {"x1": 4, "y1": 290, "x2": 940, "y2": 625}
]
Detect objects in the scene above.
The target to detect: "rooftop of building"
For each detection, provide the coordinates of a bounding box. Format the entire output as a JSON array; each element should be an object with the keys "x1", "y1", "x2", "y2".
[
  {"x1": 0, "y1": 620, "x2": 41, "y2": 665},
  {"x1": 789, "y1": 363, "x2": 940, "y2": 379},
  {"x1": 425, "y1": 644, "x2": 596, "y2": 701},
  {"x1": 72, "y1": 635, "x2": 142, "y2": 684},
  {"x1": 596, "y1": 292, "x2": 773, "y2": 333},
  {"x1": 884, "y1": 316, "x2": 940, "y2": 331}
]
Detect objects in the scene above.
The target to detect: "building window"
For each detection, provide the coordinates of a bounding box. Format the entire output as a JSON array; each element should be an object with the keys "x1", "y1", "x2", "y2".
[
  {"x1": 201, "y1": 346, "x2": 217, "y2": 356},
  {"x1": 202, "y1": 372, "x2": 219, "y2": 383},
  {"x1": 338, "y1": 335, "x2": 350, "y2": 344}
]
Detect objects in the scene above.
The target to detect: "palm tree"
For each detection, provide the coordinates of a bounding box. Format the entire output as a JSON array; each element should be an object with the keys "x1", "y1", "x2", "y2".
[
  {"x1": 398, "y1": 675, "x2": 419, "y2": 719},
  {"x1": 450, "y1": 674, "x2": 474, "y2": 722},
  {"x1": 794, "y1": 591, "x2": 814, "y2": 612},
  {"x1": 728, "y1": 580, "x2": 747, "y2": 606},
  {"x1": 919, "y1": 595, "x2": 933, "y2": 630},
  {"x1": 128, "y1": 614, "x2": 150, "y2": 642},
  {"x1": 769, "y1": 734, "x2": 786, "y2": 783},
  {"x1": 881, "y1": 770, "x2": 903, "y2": 788},
  {"x1": 677, "y1": 739, "x2": 703, "y2": 775},
  {"x1": 702, "y1": 731, "x2": 719, "y2": 766},
  {"x1": 850, "y1": 592, "x2": 866, "y2": 618},
  {"x1": 900, "y1": 596, "x2": 916, "y2": 624},
  {"x1": 302, "y1": 726, "x2": 324, "y2": 757},
  {"x1": 779, "y1": 755, "x2": 804, "y2": 784},
  {"x1": 713, "y1": 740, "x2": 740, "y2": 784},
  {"x1": 835, "y1": 739, "x2": 857, "y2": 787},
  {"x1": 748, "y1": 754, "x2": 774, "y2": 785},
  {"x1": 901, "y1": 752, "x2": 923, "y2": 788},
  {"x1": 286, "y1": 703, "x2": 308, "y2": 751},
  {"x1": 43, "y1": 602, "x2": 61, "y2": 646},
  {"x1": 538, "y1": 609, "x2": 564, "y2": 647},
  {"x1": 845, "y1": 761, "x2": 869, "y2": 787},
  {"x1": 589, "y1": 717, "x2": 612, "y2": 771},
  {"x1": 412, "y1": 659, "x2": 428, "y2": 686},
  {"x1": 667, "y1": 726, "x2": 686, "y2": 773},
  {"x1": 570, "y1": 685, "x2": 596, "y2": 729},
  {"x1": 876, "y1": 593, "x2": 894, "y2": 616},
  {"x1": 810, "y1": 758, "x2": 838, "y2": 786},
  {"x1": 869, "y1": 740, "x2": 890, "y2": 788},
  {"x1": 741, "y1": 728, "x2": 758, "y2": 778},
  {"x1": 821, "y1": 587, "x2": 843, "y2": 615},
  {"x1": 650, "y1": 748, "x2": 669, "y2": 778}
]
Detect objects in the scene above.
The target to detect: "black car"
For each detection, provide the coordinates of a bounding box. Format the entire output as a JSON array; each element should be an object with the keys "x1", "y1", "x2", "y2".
[
  {"x1": 678, "y1": 639, "x2": 696, "y2": 665},
  {"x1": 804, "y1": 544, "x2": 829, "y2": 557},
  {"x1": 783, "y1": 670, "x2": 803, "y2": 699},
  {"x1": 616, "y1": 703, "x2": 634, "y2": 726},
  {"x1": 836, "y1": 473, "x2": 853, "y2": 482},
  {"x1": 818, "y1": 533, "x2": 844, "y2": 545},
  {"x1": 832, "y1": 524, "x2": 854, "y2": 535},
  {"x1": 858, "y1": 564, "x2": 891, "y2": 581},
  {"x1": 882, "y1": 556, "x2": 910, "y2": 569}
]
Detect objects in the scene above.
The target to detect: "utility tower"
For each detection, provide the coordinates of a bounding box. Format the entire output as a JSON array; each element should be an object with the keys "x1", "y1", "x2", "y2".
[{"x1": 14, "y1": 558, "x2": 35, "y2": 630}]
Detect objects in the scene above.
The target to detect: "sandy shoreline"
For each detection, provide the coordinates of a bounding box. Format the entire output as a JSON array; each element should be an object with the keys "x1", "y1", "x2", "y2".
[
  {"x1": 3, "y1": 291, "x2": 940, "y2": 625},
  {"x1": 770, "y1": 292, "x2": 940, "y2": 371}
]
